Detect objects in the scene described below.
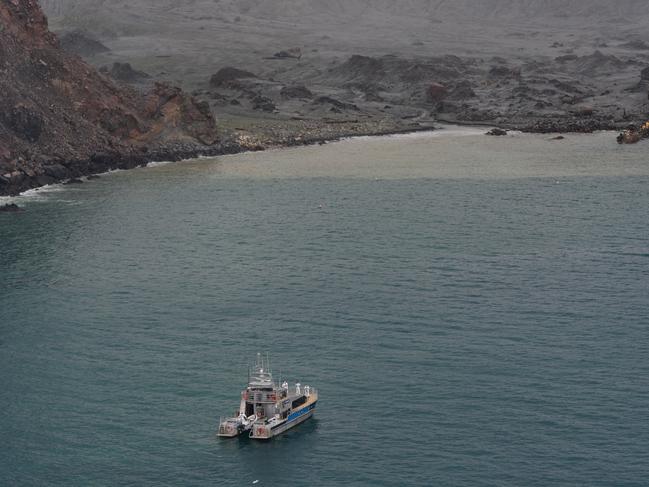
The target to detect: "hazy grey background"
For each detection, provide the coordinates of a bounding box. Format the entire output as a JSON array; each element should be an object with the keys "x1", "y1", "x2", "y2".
[
  {"x1": 40, "y1": 0, "x2": 649, "y2": 86},
  {"x1": 38, "y1": 1, "x2": 649, "y2": 134}
]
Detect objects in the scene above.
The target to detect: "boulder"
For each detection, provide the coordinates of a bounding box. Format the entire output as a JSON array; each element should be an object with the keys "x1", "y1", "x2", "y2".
[
  {"x1": 272, "y1": 48, "x2": 302, "y2": 60},
  {"x1": 209, "y1": 67, "x2": 257, "y2": 88},
  {"x1": 280, "y1": 85, "x2": 313, "y2": 99},
  {"x1": 486, "y1": 128, "x2": 508, "y2": 136},
  {"x1": 100, "y1": 62, "x2": 151, "y2": 83},
  {"x1": 617, "y1": 130, "x2": 641, "y2": 144},
  {"x1": 43, "y1": 163, "x2": 69, "y2": 179},
  {"x1": 251, "y1": 95, "x2": 276, "y2": 112},
  {"x1": 59, "y1": 30, "x2": 110, "y2": 57},
  {"x1": 313, "y1": 96, "x2": 359, "y2": 111},
  {"x1": 0, "y1": 203, "x2": 24, "y2": 213}
]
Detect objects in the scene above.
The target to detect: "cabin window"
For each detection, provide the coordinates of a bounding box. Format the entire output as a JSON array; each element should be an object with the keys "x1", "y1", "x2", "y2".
[
  {"x1": 245, "y1": 403, "x2": 254, "y2": 417},
  {"x1": 291, "y1": 396, "x2": 307, "y2": 409}
]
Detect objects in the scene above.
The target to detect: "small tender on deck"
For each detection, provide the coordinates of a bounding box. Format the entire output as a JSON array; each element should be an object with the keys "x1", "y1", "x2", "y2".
[{"x1": 218, "y1": 353, "x2": 318, "y2": 440}]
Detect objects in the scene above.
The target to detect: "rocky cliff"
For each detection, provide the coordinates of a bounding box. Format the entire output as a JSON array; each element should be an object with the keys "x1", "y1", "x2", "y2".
[{"x1": 0, "y1": 0, "x2": 219, "y2": 196}]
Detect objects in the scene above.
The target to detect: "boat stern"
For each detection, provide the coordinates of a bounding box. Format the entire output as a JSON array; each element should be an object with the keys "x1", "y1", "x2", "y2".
[
  {"x1": 250, "y1": 424, "x2": 271, "y2": 440},
  {"x1": 218, "y1": 422, "x2": 239, "y2": 438},
  {"x1": 218, "y1": 416, "x2": 250, "y2": 438}
]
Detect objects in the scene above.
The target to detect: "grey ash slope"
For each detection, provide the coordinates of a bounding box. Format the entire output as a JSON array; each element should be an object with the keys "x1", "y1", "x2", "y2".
[{"x1": 41, "y1": 0, "x2": 649, "y2": 135}]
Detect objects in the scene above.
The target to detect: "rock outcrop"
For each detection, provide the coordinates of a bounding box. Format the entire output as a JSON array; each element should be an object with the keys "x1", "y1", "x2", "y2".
[
  {"x1": 641, "y1": 67, "x2": 649, "y2": 81},
  {"x1": 209, "y1": 67, "x2": 257, "y2": 88},
  {"x1": 0, "y1": 0, "x2": 219, "y2": 196},
  {"x1": 59, "y1": 30, "x2": 110, "y2": 57},
  {"x1": 272, "y1": 48, "x2": 302, "y2": 60},
  {"x1": 99, "y1": 62, "x2": 151, "y2": 84},
  {"x1": 280, "y1": 85, "x2": 314, "y2": 99}
]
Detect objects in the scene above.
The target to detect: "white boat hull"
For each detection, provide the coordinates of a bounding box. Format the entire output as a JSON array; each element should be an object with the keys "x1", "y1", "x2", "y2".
[{"x1": 250, "y1": 401, "x2": 317, "y2": 440}]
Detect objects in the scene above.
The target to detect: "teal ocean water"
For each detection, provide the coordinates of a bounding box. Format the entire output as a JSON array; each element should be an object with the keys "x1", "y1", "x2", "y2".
[{"x1": 1, "y1": 128, "x2": 648, "y2": 486}]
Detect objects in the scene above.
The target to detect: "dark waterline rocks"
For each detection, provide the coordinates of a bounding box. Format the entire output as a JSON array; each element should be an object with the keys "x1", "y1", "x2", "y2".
[{"x1": 0, "y1": 203, "x2": 24, "y2": 213}]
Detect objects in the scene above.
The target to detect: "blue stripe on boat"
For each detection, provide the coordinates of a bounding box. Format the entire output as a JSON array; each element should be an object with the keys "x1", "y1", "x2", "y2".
[{"x1": 287, "y1": 402, "x2": 317, "y2": 422}]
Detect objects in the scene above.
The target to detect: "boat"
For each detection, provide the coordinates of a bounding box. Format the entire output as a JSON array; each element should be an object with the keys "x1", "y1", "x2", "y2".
[{"x1": 218, "y1": 353, "x2": 318, "y2": 440}]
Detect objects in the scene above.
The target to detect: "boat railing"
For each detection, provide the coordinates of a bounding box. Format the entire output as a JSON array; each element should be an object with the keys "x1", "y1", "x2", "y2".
[
  {"x1": 243, "y1": 386, "x2": 318, "y2": 403},
  {"x1": 285, "y1": 386, "x2": 318, "y2": 400},
  {"x1": 246, "y1": 391, "x2": 282, "y2": 403}
]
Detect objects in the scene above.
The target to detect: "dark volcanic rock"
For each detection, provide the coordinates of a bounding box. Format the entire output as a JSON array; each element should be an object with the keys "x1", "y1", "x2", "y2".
[
  {"x1": 555, "y1": 54, "x2": 579, "y2": 63},
  {"x1": 209, "y1": 67, "x2": 257, "y2": 87},
  {"x1": 5, "y1": 105, "x2": 44, "y2": 142},
  {"x1": 272, "y1": 48, "x2": 302, "y2": 60},
  {"x1": 313, "y1": 96, "x2": 360, "y2": 111},
  {"x1": 44, "y1": 163, "x2": 69, "y2": 179},
  {"x1": 0, "y1": 203, "x2": 24, "y2": 213},
  {"x1": 59, "y1": 30, "x2": 110, "y2": 57},
  {"x1": 620, "y1": 40, "x2": 649, "y2": 50},
  {"x1": 332, "y1": 55, "x2": 386, "y2": 81},
  {"x1": 626, "y1": 67, "x2": 649, "y2": 92},
  {"x1": 251, "y1": 94, "x2": 276, "y2": 112},
  {"x1": 280, "y1": 85, "x2": 314, "y2": 99},
  {"x1": 100, "y1": 62, "x2": 151, "y2": 83},
  {"x1": 448, "y1": 81, "x2": 477, "y2": 100},
  {"x1": 523, "y1": 118, "x2": 617, "y2": 134},
  {"x1": 641, "y1": 67, "x2": 649, "y2": 81},
  {"x1": 486, "y1": 128, "x2": 508, "y2": 136},
  {"x1": 364, "y1": 91, "x2": 384, "y2": 102},
  {"x1": 570, "y1": 51, "x2": 626, "y2": 76},
  {"x1": 572, "y1": 106, "x2": 595, "y2": 117},
  {"x1": 489, "y1": 65, "x2": 521, "y2": 79}
]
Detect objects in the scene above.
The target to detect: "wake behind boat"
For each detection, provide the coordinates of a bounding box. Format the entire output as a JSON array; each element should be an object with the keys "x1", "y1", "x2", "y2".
[{"x1": 218, "y1": 354, "x2": 318, "y2": 440}]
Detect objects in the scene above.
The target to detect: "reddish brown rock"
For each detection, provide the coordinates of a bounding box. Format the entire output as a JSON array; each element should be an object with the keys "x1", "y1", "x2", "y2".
[
  {"x1": 0, "y1": 0, "x2": 219, "y2": 195},
  {"x1": 428, "y1": 83, "x2": 448, "y2": 103}
]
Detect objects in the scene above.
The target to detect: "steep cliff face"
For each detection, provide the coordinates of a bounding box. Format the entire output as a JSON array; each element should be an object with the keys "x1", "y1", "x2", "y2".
[{"x1": 0, "y1": 0, "x2": 218, "y2": 196}]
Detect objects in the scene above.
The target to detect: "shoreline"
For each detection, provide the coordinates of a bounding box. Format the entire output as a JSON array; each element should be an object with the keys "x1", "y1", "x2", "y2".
[
  {"x1": 2, "y1": 122, "x2": 441, "y2": 198},
  {"x1": 0, "y1": 117, "x2": 628, "y2": 201}
]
